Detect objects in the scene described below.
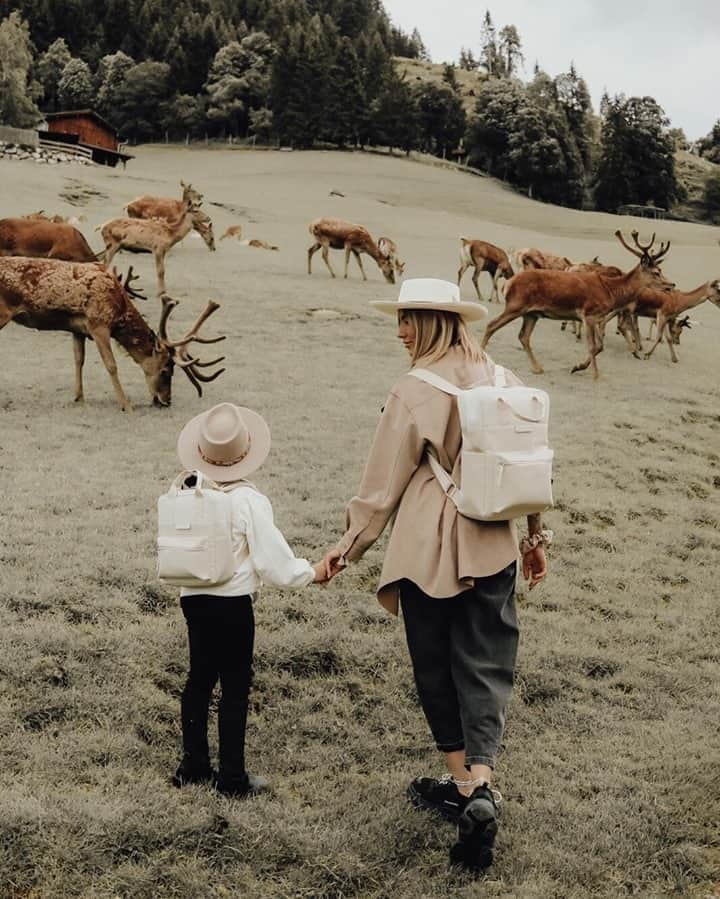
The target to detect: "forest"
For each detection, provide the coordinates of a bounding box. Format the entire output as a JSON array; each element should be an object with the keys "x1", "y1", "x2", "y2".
[{"x1": 1, "y1": 1, "x2": 719, "y2": 218}]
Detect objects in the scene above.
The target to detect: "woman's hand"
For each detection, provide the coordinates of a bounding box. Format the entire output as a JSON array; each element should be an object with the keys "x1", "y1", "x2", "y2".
[
  {"x1": 323, "y1": 548, "x2": 346, "y2": 580},
  {"x1": 522, "y1": 545, "x2": 547, "y2": 590}
]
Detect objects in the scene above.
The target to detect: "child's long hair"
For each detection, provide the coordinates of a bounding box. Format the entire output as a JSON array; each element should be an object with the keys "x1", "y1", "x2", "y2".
[{"x1": 403, "y1": 310, "x2": 484, "y2": 366}]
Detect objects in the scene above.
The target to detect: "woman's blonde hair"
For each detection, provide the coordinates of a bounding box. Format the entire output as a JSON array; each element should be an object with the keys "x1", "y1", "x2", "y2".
[{"x1": 401, "y1": 309, "x2": 484, "y2": 366}]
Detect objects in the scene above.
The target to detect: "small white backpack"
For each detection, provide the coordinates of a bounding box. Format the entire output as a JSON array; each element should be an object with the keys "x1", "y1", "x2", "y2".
[
  {"x1": 157, "y1": 470, "x2": 236, "y2": 587},
  {"x1": 409, "y1": 365, "x2": 553, "y2": 521}
]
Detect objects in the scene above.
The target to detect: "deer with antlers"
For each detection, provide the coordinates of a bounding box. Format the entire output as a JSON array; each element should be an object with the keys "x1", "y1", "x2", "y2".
[
  {"x1": 482, "y1": 231, "x2": 674, "y2": 379},
  {"x1": 307, "y1": 217, "x2": 395, "y2": 283},
  {"x1": 458, "y1": 238, "x2": 514, "y2": 302},
  {"x1": 100, "y1": 199, "x2": 216, "y2": 295},
  {"x1": 0, "y1": 257, "x2": 225, "y2": 410},
  {"x1": 0, "y1": 217, "x2": 99, "y2": 262}
]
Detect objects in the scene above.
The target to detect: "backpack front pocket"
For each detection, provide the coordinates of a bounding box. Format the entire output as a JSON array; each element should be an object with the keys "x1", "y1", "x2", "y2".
[
  {"x1": 458, "y1": 449, "x2": 554, "y2": 521},
  {"x1": 157, "y1": 536, "x2": 213, "y2": 584}
]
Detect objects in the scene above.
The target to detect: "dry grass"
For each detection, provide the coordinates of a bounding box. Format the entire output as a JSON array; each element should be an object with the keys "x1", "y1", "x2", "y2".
[{"x1": 1, "y1": 148, "x2": 719, "y2": 898}]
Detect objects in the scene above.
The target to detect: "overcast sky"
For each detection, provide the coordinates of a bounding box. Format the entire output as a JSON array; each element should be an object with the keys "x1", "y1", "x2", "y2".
[{"x1": 384, "y1": 0, "x2": 719, "y2": 140}]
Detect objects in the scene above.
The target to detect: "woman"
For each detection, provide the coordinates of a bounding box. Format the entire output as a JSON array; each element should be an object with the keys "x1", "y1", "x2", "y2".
[{"x1": 324, "y1": 278, "x2": 550, "y2": 871}]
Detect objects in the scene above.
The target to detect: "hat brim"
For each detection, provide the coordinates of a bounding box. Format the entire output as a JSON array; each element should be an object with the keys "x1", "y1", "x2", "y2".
[
  {"x1": 370, "y1": 299, "x2": 488, "y2": 321},
  {"x1": 177, "y1": 406, "x2": 271, "y2": 481}
]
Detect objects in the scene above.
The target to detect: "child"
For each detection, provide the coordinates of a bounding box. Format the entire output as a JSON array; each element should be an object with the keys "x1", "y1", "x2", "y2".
[{"x1": 171, "y1": 402, "x2": 328, "y2": 797}]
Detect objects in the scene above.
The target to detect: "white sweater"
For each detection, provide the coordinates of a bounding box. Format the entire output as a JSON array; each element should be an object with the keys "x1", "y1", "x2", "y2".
[{"x1": 181, "y1": 484, "x2": 315, "y2": 597}]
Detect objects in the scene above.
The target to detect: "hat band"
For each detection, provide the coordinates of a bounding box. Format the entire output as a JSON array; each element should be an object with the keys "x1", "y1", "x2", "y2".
[{"x1": 198, "y1": 437, "x2": 251, "y2": 467}]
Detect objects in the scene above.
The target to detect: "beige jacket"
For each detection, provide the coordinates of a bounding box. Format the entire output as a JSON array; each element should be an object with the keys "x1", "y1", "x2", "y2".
[{"x1": 335, "y1": 346, "x2": 521, "y2": 615}]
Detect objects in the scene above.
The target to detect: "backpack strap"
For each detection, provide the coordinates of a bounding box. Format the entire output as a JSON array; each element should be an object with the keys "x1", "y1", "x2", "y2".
[{"x1": 409, "y1": 368, "x2": 463, "y2": 395}]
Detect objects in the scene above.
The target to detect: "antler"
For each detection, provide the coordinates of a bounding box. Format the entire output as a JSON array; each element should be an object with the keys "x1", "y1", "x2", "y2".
[
  {"x1": 615, "y1": 230, "x2": 643, "y2": 259},
  {"x1": 157, "y1": 297, "x2": 226, "y2": 396},
  {"x1": 615, "y1": 230, "x2": 671, "y2": 265}
]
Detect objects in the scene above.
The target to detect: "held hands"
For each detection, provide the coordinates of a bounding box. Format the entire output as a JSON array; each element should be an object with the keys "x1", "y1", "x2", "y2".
[{"x1": 312, "y1": 549, "x2": 347, "y2": 584}]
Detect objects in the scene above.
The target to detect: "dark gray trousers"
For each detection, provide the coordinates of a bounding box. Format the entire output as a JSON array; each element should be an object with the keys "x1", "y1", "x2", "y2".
[{"x1": 400, "y1": 562, "x2": 519, "y2": 768}]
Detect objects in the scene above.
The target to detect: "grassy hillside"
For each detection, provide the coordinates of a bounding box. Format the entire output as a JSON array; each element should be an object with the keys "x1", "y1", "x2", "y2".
[
  {"x1": 1, "y1": 148, "x2": 719, "y2": 898},
  {"x1": 674, "y1": 149, "x2": 720, "y2": 223},
  {"x1": 394, "y1": 56, "x2": 487, "y2": 115}
]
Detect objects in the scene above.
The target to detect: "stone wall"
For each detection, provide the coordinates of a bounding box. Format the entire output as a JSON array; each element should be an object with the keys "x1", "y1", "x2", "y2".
[{"x1": 0, "y1": 125, "x2": 38, "y2": 147}]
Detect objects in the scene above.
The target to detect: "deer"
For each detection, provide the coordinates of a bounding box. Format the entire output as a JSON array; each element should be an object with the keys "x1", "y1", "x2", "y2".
[
  {"x1": 457, "y1": 238, "x2": 513, "y2": 303},
  {"x1": 219, "y1": 225, "x2": 279, "y2": 250},
  {"x1": 100, "y1": 200, "x2": 216, "y2": 295},
  {"x1": 0, "y1": 217, "x2": 99, "y2": 262},
  {"x1": 126, "y1": 180, "x2": 203, "y2": 221},
  {"x1": 307, "y1": 218, "x2": 395, "y2": 284},
  {"x1": 615, "y1": 280, "x2": 720, "y2": 363},
  {"x1": 0, "y1": 257, "x2": 225, "y2": 411},
  {"x1": 515, "y1": 248, "x2": 574, "y2": 271},
  {"x1": 377, "y1": 237, "x2": 405, "y2": 278},
  {"x1": 481, "y1": 231, "x2": 674, "y2": 379},
  {"x1": 562, "y1": 260, "x2": 624, "y2": 340}
]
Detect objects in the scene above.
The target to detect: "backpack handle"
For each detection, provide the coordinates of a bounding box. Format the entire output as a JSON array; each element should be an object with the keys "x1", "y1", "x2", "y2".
[
  {"x1": 169, "y1": 469, "x2": 220, "y2": 495},
  {"x1": 497, "y1": 394, "x2": 545, "y2": 422}
]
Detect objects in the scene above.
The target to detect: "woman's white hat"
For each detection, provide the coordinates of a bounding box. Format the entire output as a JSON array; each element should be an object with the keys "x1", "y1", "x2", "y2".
[
  {"x1": 370, "y1": 278, "x2": 488, "y2": 321},
  {"x1": 177, "y1": 402, "x2": 271, "y2": 481}
]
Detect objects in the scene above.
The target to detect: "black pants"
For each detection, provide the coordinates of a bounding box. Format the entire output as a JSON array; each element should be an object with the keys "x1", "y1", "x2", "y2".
[
  {"x1": 400, "y1": 562, "x2": 519, "y2": 769},
  {"x1": 180, "y1": 595, "x2": 254, "y2": 784}
]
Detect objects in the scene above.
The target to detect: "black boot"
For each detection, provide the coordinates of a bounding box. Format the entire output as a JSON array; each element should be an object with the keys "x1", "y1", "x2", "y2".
[
  {"x1": 449, "y1": 783, "x2": 499, "y2": 871},
  {"x1": 171, "y1": 753, "x2": 216, "y2": 788}
]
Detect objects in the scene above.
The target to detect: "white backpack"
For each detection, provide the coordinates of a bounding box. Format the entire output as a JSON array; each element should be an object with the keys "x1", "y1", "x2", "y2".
[
  {"x1": 157, "y1": 470, "x2": 236, "y2": 587},
  {"x1": 409, "y1": 365, "x2": 553, "y2": 521}
]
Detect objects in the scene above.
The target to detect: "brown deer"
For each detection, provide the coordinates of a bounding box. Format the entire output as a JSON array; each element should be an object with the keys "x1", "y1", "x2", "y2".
[
  {"x1": 458, "y1": 238, "x2": 514, "y2": 302},
  {"x1": 515, "y1": 248, "x2": 573, "y2": 271},
  {"x1": 100, "y1": 200, "x2": 215, "y2": 295},
  {"x1": 562, "y1": 260, "x2": 624, "y2": 340},
  {"x1": 0, "y1": 218, "x2": 99, "y2": 262},
  {"x1": 482, "y1": 231, "x2": 674, "y2": 379},
  {"x1": 377, "y1": 237, "x2": 405, "y2": 278},
  {"x1": 0, "y1": 257, "x2": 225, "y2": 410},
  {"x1": 615, "y1": 280, "x2": 720, "y2": 362},
  {"x1": 308, "y1": 218, "x2": 395, "y2": 283},
  {"x1": 125, "y1": 181, "x2": 214, "y2": 254},
  {"x1": 126, "y1": 180, "x2": 203, "y2": 221}
]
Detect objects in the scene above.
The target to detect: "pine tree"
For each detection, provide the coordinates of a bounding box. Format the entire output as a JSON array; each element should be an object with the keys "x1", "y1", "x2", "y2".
[
  {"x1": 371, "y1": 67, "x2": 418, "y2": 153},
  {"x1": 497, "y1": 25, "x2": 523, "y2": 76},
  {"x1": 326, "y1": 37, "x2": 366, "y2": 146},
  {"x1": 479, "y1": 10, "x2": 500, "y2": 77}
]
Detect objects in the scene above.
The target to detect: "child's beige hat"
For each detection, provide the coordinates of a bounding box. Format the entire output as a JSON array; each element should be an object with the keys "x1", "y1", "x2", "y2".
[{"x1": 177, "y1": 402, "x2": 271, "y2": 481}]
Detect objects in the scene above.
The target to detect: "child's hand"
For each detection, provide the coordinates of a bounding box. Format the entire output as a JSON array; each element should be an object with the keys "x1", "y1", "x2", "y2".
[{"x1": 312, "y1": 561, "x2": 330, "y2": 583}]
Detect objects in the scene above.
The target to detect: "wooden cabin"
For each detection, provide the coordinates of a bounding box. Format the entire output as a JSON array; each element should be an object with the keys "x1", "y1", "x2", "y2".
[{"x1": 40, "y1": 110, "x2": 133, "y2": 167}]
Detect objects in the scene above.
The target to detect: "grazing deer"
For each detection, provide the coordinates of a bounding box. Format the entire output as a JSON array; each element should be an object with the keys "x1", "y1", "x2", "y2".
[
  {"x1": 615, "y1": 280, "x2": 720, "y2": 362},
  {"x1": 457, "y1": 238, "x2": 513, "y2": 303},
  {"x1": 100, "y1": 200, "x2": 215, "y2": 295},
  {"x1": 0, "y1": 217, "x2": 99, "y2": 262},
  {"x1": 221, "y1": 225, "x2": 243, "y2": 240},
  {"x1": 308, "y1": 218, "x2": 395, "y2": 284},
  {"x1": 0, "y1": 257, "x2": 225, "y2": 410},
  {"x1": 482, "y1": 231, "x2": 674, "y2": 379},
  {"x1": 377, "y1": 237, "x2": 405, "y2": 278}
]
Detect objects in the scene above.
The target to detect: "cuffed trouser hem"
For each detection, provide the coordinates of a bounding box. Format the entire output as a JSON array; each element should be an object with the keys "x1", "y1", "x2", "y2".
[
  {"x1": 436, "y1": 740, "x2": 465, "y2": 753},
  {"x1": 465, "y1": 754, "x2": 496, "y2": 769}
]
